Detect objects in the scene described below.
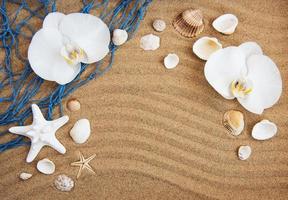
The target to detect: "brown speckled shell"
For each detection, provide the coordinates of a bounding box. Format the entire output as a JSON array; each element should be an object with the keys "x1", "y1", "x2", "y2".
[{"x1": 172, "y1": 9, "x2": 204, "y2": 38}]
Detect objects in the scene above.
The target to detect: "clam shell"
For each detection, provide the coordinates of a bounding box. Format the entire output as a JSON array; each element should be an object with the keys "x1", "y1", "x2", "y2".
[
  {"x1": 19, "y1": 172, "x2": 32, "y2": 180},
  {"x1": 252, "y1": 120, "x2": 277, "y2": 140},
  {"x1": 67, "y1": 99, "x2": 81, "y2": 112},
  {"x1": 172, "y1": 9, "x2": 204, "y2": 38},
  {"x1": 140, "y1": 34, "x2": 160, "y2": 51},
  {"x1": 37, "y1": 158, "x2": 55, "y2": 175},
  {"x1": 192, "y1": 36, "x2": 222, "y2": 60},
  {"x1": 54, "y1": 174, "x2": 74, "y2": 192},
  {"x1": 70, "y1": 119, "x2": 91, "y2": 144},
  {"x1": 152, "y1": 19, "x2": 166, "y2": 32},
  {"x1": 223, "y1": 110, "x2": 244, "y2": 136},
  {"x1": 238, "y1": 145, "x2": 252, "y2": 160},
  {"x1": 164, "y1": 53, "x2": 179, "y2": 69},
  {"x1": 212, "y1": 14, "x2": 238, "y2": 35},
  {"x1": 112, "y1": 29, "x2": 128, "y2": 46}
]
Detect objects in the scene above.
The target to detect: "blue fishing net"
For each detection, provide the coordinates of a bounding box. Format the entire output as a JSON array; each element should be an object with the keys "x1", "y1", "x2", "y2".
[{"x1": 0, "y1": 0, "x2": 152, "y2": 152}]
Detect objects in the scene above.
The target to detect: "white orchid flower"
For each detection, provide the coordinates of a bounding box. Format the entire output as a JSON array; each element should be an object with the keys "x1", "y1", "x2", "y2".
[
  {"x1": 28, "y1": 12, "x2": 111, "y2": 85},
  {"x1": 204, "y1": 42, "x2": 282, "y2": 114}
]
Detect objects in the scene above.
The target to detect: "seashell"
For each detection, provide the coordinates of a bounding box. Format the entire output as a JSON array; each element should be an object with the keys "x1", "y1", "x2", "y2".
[
  {"x1": 37, "y1": 158, "x2": 55, "y2": 175},
  {"x1": 238, "y1": 145, "x2": 252, "y2": 160},
  {"x1": 152, "y1": 19, "x2": 166, "y2": 32},
  {"x1": 112, "y1": 29, "x2": 128, "y2": 46},
  {"x1": 252, "y1": 120, "x2": 277, "y2": 140},
  {"x1": 54, "y1": 174, "x2": 74, "y2": 192},
  {"x1": 70, "y1": 119, "x2": 91, "y2": 144},
  {"x1": 172, "y1": 9, "x2": 204, "y2": 38},
  {"x1": 192, "y1": 36, "x2": 222, "y2": 60},
  {"x1": 223, "y1": 110, "x2": 244, "y2": 136},
  {"x1": 19, "y1": 172, "x2": 32, "y2": 180},
  {"x1": 212, "y1": 14, "x2": 238, "y2": 35},
  {"x1": 164, "y1": 53, "x2": 179, "y2": 69},
  {"x1": 140, "y1": 34, "x2": 160, "y2": 51},
  {"x1": 67, "y1": 99, "x2": 81, "y2": 112}
]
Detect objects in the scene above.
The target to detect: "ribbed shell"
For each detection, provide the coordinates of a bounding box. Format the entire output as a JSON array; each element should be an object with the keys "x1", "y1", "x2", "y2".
[{"x1": 172, "y1": 9, "x2": 204, "y2": 38}]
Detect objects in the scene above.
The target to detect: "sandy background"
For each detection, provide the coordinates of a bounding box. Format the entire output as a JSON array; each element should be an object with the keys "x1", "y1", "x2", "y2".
[{"x1": 1, "y1": 0, "x2": 288, "y2": 199}]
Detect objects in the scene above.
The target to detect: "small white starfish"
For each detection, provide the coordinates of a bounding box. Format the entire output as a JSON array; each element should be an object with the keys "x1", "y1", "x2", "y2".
[
  {"x1": 71, "y1": 152, "x2": 96, "y2": 179},
  {"x1": 9, "y1": 104, "x2": 69, "y2": 163}
]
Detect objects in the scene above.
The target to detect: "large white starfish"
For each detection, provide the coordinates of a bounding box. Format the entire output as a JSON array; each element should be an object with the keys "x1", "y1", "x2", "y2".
[{"x1": 9, "y1": 104, "x2": 69, "y2": 163}]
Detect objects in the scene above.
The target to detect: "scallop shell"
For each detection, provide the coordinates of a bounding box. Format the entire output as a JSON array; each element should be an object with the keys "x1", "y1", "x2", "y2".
[
  {"x1": 37, "y1": 158, "x2": 55, "y2": 175},
  {"x1": 223, "y1": 110, "x2": 244, "y2": 136},
  {"x1": 152, "y1": 19, "x2": 166, "y2": 32},
  {"x1": 164, "y1": 53, "x2": 179, "y2": 69},
  {"x1": 252, "y1": 120, "x2": 277, "y2": 140},
  {"x1": 212, "y1": 14, "x2": 238, "y2": 35},
  {"x1": 140, "y1": 34, "x2": 160, "y2": 51},
  {"x1": 54, "y1": 174, "x2": 74, "y2": 192},
  {"x1": 192, "y1": 36, "x2": 222, "y2": 60},
  {"x1": 172, "y1": 9, "x2": 204, "y2": 38},
  {"x1": 19, "y1": 172, "x2": 32, "y2": 180},
  {"x1": 70, "y1": 118, "x2": 91, "y2": 144},
  {"x1": 238, "y1": 145, "x2": 252, "y2": 160},
  {"x1": 112, "y1": 29, "x2": 128, "y2": 46},
  {"x1": 67, "y1": 99, "x2": 81, "y2": 112}
]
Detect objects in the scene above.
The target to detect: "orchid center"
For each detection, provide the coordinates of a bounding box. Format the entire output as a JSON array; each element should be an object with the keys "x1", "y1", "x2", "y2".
[
  {"x1": 230, "y1": 78, "x2": 253, "y2": 98},
  {"x1": 61, "y1": 43, "x2": 86, "y2": 65}
]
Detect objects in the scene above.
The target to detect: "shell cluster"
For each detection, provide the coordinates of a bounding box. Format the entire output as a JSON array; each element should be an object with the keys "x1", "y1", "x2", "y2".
[
  {"x1": 172, "y1": 9, "x2": 204, "y2": 38},
  {"x1": 222, "y1": 110, "x2": 244, "y2": 136},
  {"x1": 54, "y1": 174, "x2": 74, "y2": 192}
]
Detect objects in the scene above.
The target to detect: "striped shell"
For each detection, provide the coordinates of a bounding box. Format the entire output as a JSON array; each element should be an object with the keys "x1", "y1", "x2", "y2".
[
  {"x1": 172, "y1": 9, "x2": 204, "y2": 38},
  {"x1": 222, "y1": 110, "x2": 244, "y2": 136}
]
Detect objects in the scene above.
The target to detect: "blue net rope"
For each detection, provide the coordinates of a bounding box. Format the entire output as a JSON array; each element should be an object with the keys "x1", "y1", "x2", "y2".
[{"x1": 0, "y1": 0, "x2": 152, "y2": 152}]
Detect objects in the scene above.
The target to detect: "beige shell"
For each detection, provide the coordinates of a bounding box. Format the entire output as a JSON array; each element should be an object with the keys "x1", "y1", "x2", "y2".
[
  {"x1": 67, "y1": 99, "x2": 81, "y2": 112},
  {"x1": 19, "y1": 172, "x2": 32, "y2": 180},
  {"x1": 172, "y1": 9, "x2": 204, "y2": 38},
  {"x1": 222, "y1": 110, "x2": 244, "y2": 136},
  {"x1": 54, "y1": 174, "x2": 74, "y2": 192},
  {"x1": 152, "y1": 19, "x2": 166, "y2": 32}
]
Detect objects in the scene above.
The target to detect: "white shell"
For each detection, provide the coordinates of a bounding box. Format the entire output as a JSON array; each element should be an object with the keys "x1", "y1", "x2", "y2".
[
  {"x1": 67, "y1": 99, "x2": 81, "y2": 111},
  {"x1": 112, "y1": 29, "x2": 128, "y2": 46},
  {"x1": 19, "y1": 172, "x2": 32, "y2": 180},
  {"x1": 164, "y1": 53, "x2": 179, "y2": 69},
  {"x1": 212, "y1": 14, "x2": 238, "y2": 35},
  {"x1": 70, "y1": 119, "x2": 91, "y2": 144},
  {"x1": 192, "y1": 36, "x2": 222, "y2": 60},
  {"x1": 238, "y1": 145, "x2": 252, "y2": 160},
  {"x1": 252, "y1": 120, "x2": 277, "y2": 140},
  {"x1": 54, "y1": 174, "x2": 74, "y2": 192},
  {"x1": 140, "y1": 34, "x2": 160, "y2": 51},
  {"x1": 152, "y1": 19, "x2": 166, "y2": 32},
  {"x1": 37, "y1": 158, "x2": 55, "y2": 175}
]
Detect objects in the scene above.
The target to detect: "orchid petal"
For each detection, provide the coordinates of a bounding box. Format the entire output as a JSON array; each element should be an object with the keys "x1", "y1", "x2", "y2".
[
  {"x1": 28, "y1": 28, "x2": 81, "y2": 85},
  {"x1": 59, "y1": 13, "x2": 110, "y2": 64},
  {"x1": 237, "y1": 55, "x2": 282, "y2": 114},
  {"x1": 204, "y1": 47, "x2": 247, "y2": 99},
  {"x1": 43, "y1": 12, "x2": 65, "y2": 29},
  {"x1": 238, "y1": 42, "x2": 263, "y2": 59}
]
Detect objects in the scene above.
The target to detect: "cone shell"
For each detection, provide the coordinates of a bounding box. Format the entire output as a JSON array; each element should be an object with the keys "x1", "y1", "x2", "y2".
[
  {"x1": 223, "y1": 110, "x2": 244, "y2": 136},
  {"x1": 172, "y1": 9, "x2": 204, "y2": 38}
]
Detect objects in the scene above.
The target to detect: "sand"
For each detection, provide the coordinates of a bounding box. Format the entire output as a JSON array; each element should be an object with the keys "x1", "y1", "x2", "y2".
[{"x1": 0, "y1": 0, "x2": 288, "y2": 199}]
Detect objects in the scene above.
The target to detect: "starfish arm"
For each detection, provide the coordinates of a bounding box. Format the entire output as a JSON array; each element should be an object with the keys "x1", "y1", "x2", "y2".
[
  {"x1": 48, "y1": 137, "x2": 66, "y2": 154},
  {"x1": 77, "y1": 165, "x2": 84, "y2": 179},
  {"x1": 9, "y1": 125, "x2": 32, "y2": 136},
  {"x1": 31, "y1": 104, "x2": 46, "y2": 124},
  {"x1": 84, "y1": 164, "x2": 96, "y2": 174},
  {"x1": 85, "y1": 154, "x2": 96, "y2": 163},
  {"x1": 26, "y1": 142, "x2": 44, "y2": 163},
  {"x1": 51, "y1": 115, "x2": 69, "y2": 130}
]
